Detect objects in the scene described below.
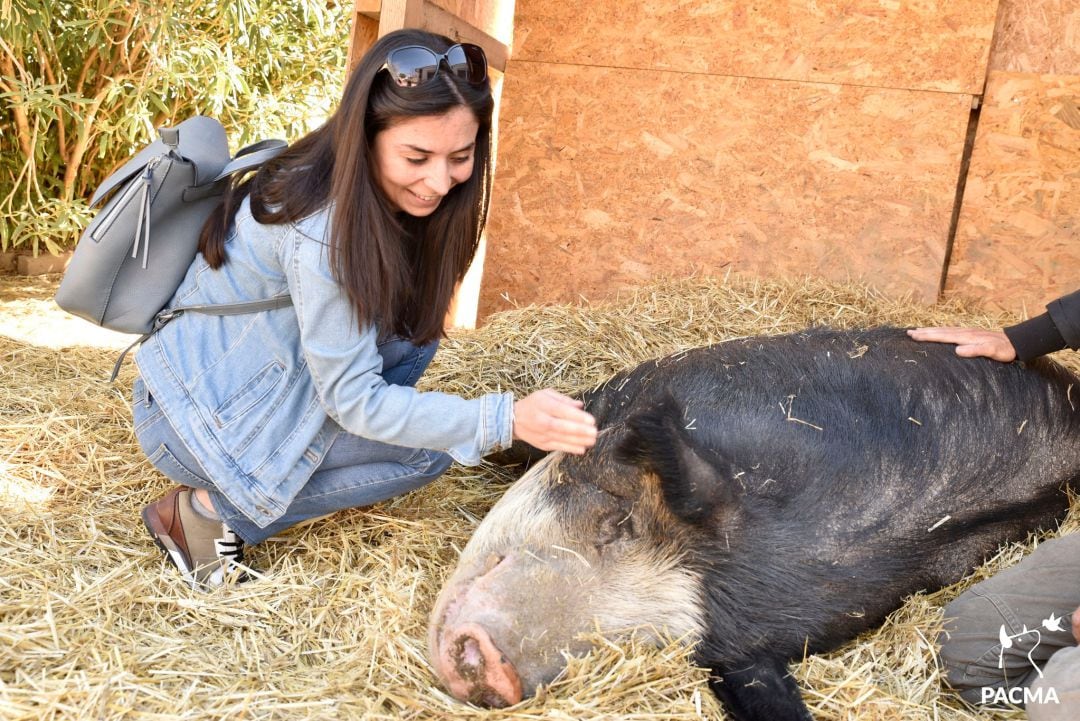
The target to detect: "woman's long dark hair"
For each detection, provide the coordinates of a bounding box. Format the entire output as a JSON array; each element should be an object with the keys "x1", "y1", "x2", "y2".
[{"x1": 198, "y1": 29, "x2": 495, "y2": 344}]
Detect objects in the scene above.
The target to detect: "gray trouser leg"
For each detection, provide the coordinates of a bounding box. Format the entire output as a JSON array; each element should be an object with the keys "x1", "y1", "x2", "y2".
[{"x1": 938, "y1": 534, "x2": 1080, "y2": 707}]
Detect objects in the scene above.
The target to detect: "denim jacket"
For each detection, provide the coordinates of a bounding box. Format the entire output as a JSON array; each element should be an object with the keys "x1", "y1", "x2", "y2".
[{"x1": 135, "y1": 198, "x2": 514, "y2": 528}]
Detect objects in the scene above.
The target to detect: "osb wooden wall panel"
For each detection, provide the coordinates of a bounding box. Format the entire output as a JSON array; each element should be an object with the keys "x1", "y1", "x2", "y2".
[
  {"x1": 944, "y1": 72, "x2": 1080, "y2": 313},
  {"x1": 988, "y1": 0, "x2": 1080, "y2": 74},
  {"x1": 480, "y1": 63, "x2": 972, "y2": 316},
  {"x1": 512, "y1": 0, "x2": 998, "y2": 93}
]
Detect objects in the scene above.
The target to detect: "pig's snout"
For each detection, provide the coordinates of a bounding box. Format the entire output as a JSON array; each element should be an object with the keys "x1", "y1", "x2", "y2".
[{"x1": 435, "y1": 621, "x2": 523, "y2": 707}]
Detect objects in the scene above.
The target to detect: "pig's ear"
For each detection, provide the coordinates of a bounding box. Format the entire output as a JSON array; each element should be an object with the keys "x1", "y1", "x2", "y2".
[{"x1": 615, "y1": 397, "x2": 735, "y2": 524}]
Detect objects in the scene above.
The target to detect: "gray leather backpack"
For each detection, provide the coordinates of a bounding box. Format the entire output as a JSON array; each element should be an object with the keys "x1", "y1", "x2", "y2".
[{"x1": 55, "y1": 116, "x2": 293, "y2": 379}]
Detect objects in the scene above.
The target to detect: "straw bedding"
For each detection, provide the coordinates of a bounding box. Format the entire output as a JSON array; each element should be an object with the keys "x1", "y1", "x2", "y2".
[{"x1": 2, "y1": 272, "x2": 1073, "y2": 720}]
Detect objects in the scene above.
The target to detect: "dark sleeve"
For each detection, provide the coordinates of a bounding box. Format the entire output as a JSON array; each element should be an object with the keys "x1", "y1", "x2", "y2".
[{"x1": 1003, "y1": 289, "x2": 1080, "y2": 362}]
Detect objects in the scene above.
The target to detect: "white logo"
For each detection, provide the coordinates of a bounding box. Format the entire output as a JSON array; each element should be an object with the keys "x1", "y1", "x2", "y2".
[
  {"x1": 978, "y1": 612, "x2": 1067, "y2": 705},
  {"x1": 981, "y1": 685, "x2": 1060, "y2": 705},
  {"x1": 997, "y1": 612, "x2": 1067, "y2": 679}
]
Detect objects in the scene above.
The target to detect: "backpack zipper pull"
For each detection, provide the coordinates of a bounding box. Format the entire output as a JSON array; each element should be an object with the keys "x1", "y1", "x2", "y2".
[{"x1": 132, "y1": 157, "x2": 160, "y2": 269}]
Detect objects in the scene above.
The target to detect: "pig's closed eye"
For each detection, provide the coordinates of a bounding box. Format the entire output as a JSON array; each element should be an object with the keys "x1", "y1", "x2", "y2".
[{"x1": 596, "y1": 506, "x2": 636, "y2": 548}]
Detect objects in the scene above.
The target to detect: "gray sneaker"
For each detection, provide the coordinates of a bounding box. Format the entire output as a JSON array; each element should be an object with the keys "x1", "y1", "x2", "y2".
[{"x1": 141, "y1": 487, "x2": 249, "y2": 589}]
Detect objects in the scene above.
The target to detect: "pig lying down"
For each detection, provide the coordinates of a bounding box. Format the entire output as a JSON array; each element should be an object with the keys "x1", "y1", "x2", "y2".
[{"x1": 428, "y1": 327, "x2": 1080, "y2": 721}]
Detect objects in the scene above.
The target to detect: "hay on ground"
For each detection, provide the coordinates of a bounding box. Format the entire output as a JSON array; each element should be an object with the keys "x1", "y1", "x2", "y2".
[{"x1": 1, "y1": 272, "x2": 1069, "y2": 720}]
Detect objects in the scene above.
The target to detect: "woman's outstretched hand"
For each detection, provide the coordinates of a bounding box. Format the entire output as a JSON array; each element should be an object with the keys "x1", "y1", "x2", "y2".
[
  {"x1": 513, "y1": 389, "x2": 597, "y2": 455},
  {"x1": 906, "y1": 327, "x2": 1017, "y2": 362}
]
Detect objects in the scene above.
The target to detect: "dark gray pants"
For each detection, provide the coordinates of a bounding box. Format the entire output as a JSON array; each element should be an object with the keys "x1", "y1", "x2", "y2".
[{"x1": 938, "y1": 534, "x2": 1080, "y2": 719}]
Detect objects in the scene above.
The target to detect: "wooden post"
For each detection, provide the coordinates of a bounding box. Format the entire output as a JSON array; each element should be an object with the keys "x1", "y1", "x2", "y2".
[
  {"x1": 376, "y1": 0, "x2": 426, "y2": 38},
  {"x1": 347, "y1": 1, "x2": 382, "y2": 71}
]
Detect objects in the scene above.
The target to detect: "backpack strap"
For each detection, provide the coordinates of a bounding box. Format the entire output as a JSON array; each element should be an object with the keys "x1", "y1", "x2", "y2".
[
  {"x1": 107, "y1": 293, "x2": 294, "y2": 382},
  {"x1": 213, "y1": 139, "x2": 288, "y2": 182},
  {"x1": 168, "y1": 294, "x2": 294, "y2": 318}
]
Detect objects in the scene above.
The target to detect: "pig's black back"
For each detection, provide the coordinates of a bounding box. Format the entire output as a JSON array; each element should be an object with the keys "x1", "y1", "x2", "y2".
[{"x1": 586, "y1": 326, "x2": 1080, "y2": 665}]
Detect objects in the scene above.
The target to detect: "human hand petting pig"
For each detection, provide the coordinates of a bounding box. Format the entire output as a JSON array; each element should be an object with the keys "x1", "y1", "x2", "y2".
[
  {"x1": 513, "y1": 388, "x2": 597, "y2": 455},
  {"x1": 907, "y1": 327, "x2": 1017, "y2": 362}
]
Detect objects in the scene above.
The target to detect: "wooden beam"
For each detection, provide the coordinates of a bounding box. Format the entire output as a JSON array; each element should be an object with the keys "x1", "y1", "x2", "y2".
[
  {"x1": 353, "y1": 0, "x2": 381, "y2": 20},
  {"x1": 418, "y1": 1, "x2": 509, "y2": 72}
]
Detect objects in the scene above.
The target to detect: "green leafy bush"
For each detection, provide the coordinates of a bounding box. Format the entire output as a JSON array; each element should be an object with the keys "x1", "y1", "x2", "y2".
[{"x1": 0, "y1": 0, "x2": 350, "y2": 254}]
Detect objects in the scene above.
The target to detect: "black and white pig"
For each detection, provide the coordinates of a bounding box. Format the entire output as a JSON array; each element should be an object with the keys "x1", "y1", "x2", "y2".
[{"x1": 427, "y1": 327, "x2": 1080, "y2": 721}]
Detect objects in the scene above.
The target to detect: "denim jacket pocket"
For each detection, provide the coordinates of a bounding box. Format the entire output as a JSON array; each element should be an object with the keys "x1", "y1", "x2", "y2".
[{"x1": 213, "y1": 360, "x2": 286, "y2": 428}]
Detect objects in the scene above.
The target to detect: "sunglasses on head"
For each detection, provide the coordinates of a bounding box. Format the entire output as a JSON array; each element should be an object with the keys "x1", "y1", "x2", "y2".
[{"x1": 381, "y1": 43, "x2": 488, "y2": 88}]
